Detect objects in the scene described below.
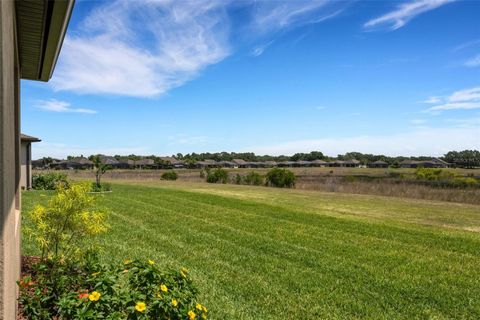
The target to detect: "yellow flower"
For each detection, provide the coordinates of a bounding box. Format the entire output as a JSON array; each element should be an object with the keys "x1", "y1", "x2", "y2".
[
  {"x1": 202, "y1": 306, "x2": 208, "y2": 313},
  {"x1": 172, "y1": 299, "x2": 178, "y2": 307},
  {"x1": 124, "y1": 259, "x2": 132, "y2": 265},
  {"x1": 91, "y1": 272, "x2": 100, "y2": 277},
  {"x1": 135, "y1": 301, "x2": 146, "y2": 312},
  {"x1": 188, "y1": 310, "x2": 196, "y2": 320},
  {"x1": 160, "y1": 284, "x2": 168, "y2": 292},
  {"x1": 180, "y1": 267, "x2": 188, "y2": 278},
  {"x1": 201, "y1": 314, "x2": 207, "y2": 320},
  {"x1": 88, "y1": 291, "x2": 101, "y2": 302},
  {"x1": 148, "y1": 259, "x2": 155, "y2": 265},
  {"x1": 196, "y1": 303, "x2": 203, "y2": 311}
]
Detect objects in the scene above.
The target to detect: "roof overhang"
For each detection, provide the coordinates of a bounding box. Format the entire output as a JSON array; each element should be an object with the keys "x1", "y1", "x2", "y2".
[
  {"x1": 16, "y1": 0, "x2": 74, "y2": 81},
  {"x1": 20, "y1": 134, "x2": 41, "y2": 143}
]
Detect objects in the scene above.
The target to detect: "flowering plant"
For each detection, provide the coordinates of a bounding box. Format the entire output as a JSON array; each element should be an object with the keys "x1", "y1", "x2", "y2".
[{"x1": 19, "y1": 257, "x2": 207, "y2": 320}]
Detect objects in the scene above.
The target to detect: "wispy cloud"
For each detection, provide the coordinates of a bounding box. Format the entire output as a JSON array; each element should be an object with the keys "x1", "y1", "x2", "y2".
[
  {"x1": 464, "y1": 54, "x2": 480, "y2": 67},
  {"x1": 168, "y1": 134, "x2": 208, "y2": 145},
  {"x1": 364, "y1": 0, "x2": 456, "y2": 31},
  {"x1": 453, "y1": 39, "x2": 480, "y2": 52},
  {"x1": 52, "y1": 1, "x2": 230, "y2": 97},
  {"x1": 52, "y1": 0, "x2": 347, "y2": 97},
  {"x1": 35, "y1": 99, "x2": 97, "y2": 114},
  {"x1": 424, "y1": 87, "x2": 480, "y2": 112},
  {"x1": 246, "y1": 127, "x2": 479, "y2": 157},
  {"x1": 422, "y1": 96, "x2": 442, "y2": 104},
  {"x1": 251, "y1": 2, "x2": 345, "y2": 34}
]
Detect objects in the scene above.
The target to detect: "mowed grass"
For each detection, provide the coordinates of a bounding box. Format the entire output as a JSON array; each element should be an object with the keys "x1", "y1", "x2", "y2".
[{"x1": 22, "y1": 182, "x2": 480, "y2": 319}]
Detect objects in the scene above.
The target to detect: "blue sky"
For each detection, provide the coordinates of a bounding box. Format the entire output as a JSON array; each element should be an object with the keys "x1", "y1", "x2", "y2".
[{"x1": 22, "y1": 0, "x2": 480, "y2": 158}]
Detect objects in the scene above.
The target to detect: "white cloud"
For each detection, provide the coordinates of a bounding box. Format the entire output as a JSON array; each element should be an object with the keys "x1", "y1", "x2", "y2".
[
  {"x1": 32, "y1": 142, "x2": 149, "y2": 159},
  {"x1": 453, "y1": 39, "x2": 480, "y2": 52},
  {"x1": 52, "y1": 0, "x2": 347, "y2": 97},
  {"x1": 251, "y1": 2, "x2": 344, "y2": 34},
  {"x1": 52, "y1": 0, "x2": 230, "y2": 97},
  {"x1": 425, "y1": 87, "x2": 480, "y2": 112},
  {"x1": 422, "y1": 96, "x2": 441, "y2": 104},
  {"x1": 246, "y1": 127, "x2": 479, "y2": 157},
  {"x1": 168, "y1": 134, "x2": 208, "y2": 145},
  {"x1": 35, "y1": 99, "x2": 97, "y2": 114},
  {"x1": 464, "y1": 54, "x2": 480, "y2": 67},
  {"x1": 364, "y1": 0, "x2": 456, "y2": 31}
]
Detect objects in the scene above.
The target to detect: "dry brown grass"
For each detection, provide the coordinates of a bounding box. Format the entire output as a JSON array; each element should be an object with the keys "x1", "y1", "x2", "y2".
[{"x1": 37, "y1": 167, "x2": 480, "y2": 205}]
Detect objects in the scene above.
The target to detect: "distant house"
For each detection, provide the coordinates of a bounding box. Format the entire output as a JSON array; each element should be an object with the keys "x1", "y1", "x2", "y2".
[
  {"x1": 195, "y1": 159, "x2": 219, "y2": 169},
  {"x1": 399, "y1": 158, "x2": 449, "y2": 169},
  {"x1": 99, "y1": 155, "x2": 119, "y2": 165},
  {"x1": 294, "y1": 160, "x2": 312, "y2": 167},
  {"x1": 20, "y1": 134, "x2": 41, "y2": 189},
  {"x1": 232, "y1": 159, "x2": 248, "y2": 168},
  {"x1": 278, "y1": 161, "x2": 296, "y2": 167},
  {"x1": 116, "y1": 159, "x2": 135, "y2": 169},
  {"x1": 134, "y1": 158, "x2": 156, "y2": 169},
  {"x1": 159, "y1": 157, "x2": 185, "y2": 169},
  {"x1": 51, "y1": 157, "x2": 93, "y2": 170},
  {"x1": 263, "y1": 161, "x2": 277, "y2": 167},
  {"x1": 70, "y1": 157, "x2": 94, "y2": 169},
  {"x1": 311, "y1": 160, "x2": 328, "y2": 167},
  {"x1": 369, "y1": 160, "x2": 389, "y2": 168},
  {"x1": 344, "y1": 159, "x2": 361, "y2": 167}
]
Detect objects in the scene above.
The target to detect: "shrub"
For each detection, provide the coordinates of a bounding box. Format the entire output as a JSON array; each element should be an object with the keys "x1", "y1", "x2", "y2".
[
  {"x1": 25, "y1": 183, "x2": 109, "y2": 262},
  {"x1": 453, "y1": 176, "x2": 479, "y2": 187},
  {"x1": 90, "y1": 182, "x2": 112, "y2": 192},
  {"x1": 199, "y1": 170, "x2": 206, "y2": 179},
  {"x1": 235, "y1": 174, "x2": 242, "y2": 185},
  {"x1": 206, "y1": 168, "x2": 229, "y2": 184},
  {"x1": 243, "y1": 171, "x2": 263, "y2": 186},
  {"x1": 415, "y1": 168, "x2": 455, "y2": 181},
  {"x1": 161, "y1": 171, "x2": 178, "y2": 181},
  {"x1": 19, "y1": 258, "x2": 207, "y2": 320},
  {"x1": 265, "y1": 168, "x2": 295, "y2": 188},
  {"x1": 32, "y1": 172, "x2": 69, "y2": 190}
]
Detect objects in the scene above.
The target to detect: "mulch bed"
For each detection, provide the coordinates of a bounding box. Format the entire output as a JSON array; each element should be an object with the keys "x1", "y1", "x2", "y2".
[{"x1": 17, "y1": 256, "x2": 40, "y2": 320}]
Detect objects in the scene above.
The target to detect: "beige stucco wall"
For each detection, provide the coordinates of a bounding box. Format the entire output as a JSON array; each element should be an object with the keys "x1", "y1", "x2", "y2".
[
  {"x1": 0, "y1": 0, "x2": 21, "y2": 318},
  {"x1": 20, "y1": 142, "x2": 28, "y2": 189}
]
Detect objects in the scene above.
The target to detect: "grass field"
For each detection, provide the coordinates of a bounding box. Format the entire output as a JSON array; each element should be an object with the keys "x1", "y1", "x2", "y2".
[{"x1": 22, "y1": 182, "x2": 480, "y2": 319}]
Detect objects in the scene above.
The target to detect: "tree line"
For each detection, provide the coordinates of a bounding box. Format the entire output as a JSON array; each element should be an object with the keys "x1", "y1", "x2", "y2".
[{"x1": 39, "y1": 150, "x2": 480, "y2": 168}]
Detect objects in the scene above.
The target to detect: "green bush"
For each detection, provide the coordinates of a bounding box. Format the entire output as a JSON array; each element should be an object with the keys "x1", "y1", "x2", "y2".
[
  {"x1": 235, "y1": 174, "x2": 242, "y2": 185},
  {"x1": 453, "y1": 176, "x2": 478, "y2": 187},
  {"x1": 32, "y1": 172, "x2": 69, "y2": 190},
  {"x1": 243, "y1": 171, "x2": 263, "y2": 186},
  {"x1": 90, "y1": 182, "x2": 112, "y2": 192},
  {"x1": 415, "y1": 168, "x2": 455, "y2": 181},
  {"x1": 19, "y1": 257, "x2": 207, "y2": 320},
  {"x1": 265, "y1": 168, "x2": 295, "y2": 188},
  {"x1": 161, "y1": 171, "x2": 178, "y2": 181},
  {"x1": 25, "y1": 183, "x2": 109, "y2": 262},
  {"x1": 206, "y1": 168, "x2": 229, "y2": 184}
]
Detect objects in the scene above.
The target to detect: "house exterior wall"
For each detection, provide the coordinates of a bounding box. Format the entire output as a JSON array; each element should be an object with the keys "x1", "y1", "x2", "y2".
[
  {"x1": 0, "y1": 0, "x2": 21, "y2": 318},
  {"x1": 20, "y1": 142, "x2": 30, "y2": 189}
]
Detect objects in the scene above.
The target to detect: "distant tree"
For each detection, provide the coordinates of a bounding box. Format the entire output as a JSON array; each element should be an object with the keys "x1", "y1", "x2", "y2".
[
  {"x1": 91, "y1": 155, "x2": 111, "y2": 187},
  {"x1": 444, "y1": 150, "x2": 480, "y2": 168}
]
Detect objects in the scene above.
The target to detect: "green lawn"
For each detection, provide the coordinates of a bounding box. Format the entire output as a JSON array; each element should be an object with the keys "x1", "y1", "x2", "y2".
[{"x1": 22, "y1": 182, "x2": 480, "y2": 319}]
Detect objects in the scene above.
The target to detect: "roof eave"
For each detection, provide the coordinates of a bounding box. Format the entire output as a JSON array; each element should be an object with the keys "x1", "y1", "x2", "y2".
[{"x1": 19, "y1": 0, "x2": 75, "y2": 82}]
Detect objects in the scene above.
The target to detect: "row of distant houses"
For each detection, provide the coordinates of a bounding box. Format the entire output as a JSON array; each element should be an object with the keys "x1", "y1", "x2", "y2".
[{"x1": 33, "y1": 156, "x2": 451, "y2": 170}]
